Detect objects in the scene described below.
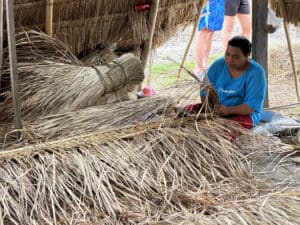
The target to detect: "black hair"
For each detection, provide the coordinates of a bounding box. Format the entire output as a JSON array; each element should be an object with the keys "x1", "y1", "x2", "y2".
[{"x1": 228, "y1": 36, "x2": 252, "y2": 56}]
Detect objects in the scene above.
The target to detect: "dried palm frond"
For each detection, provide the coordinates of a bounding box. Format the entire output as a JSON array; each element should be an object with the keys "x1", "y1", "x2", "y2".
[
  {"x1": 0, "y1": 118, "x2": 249, "y2": 224},
  {"x1": 0, "y1": 96, "x2": 175, "y2": 146},
  {"x1": 173, "y1": 193, "x2": 300, "y2": 225},
  {"x1": 0, "y1": 116, "x2": 298, "y2": 224},
  {"x1": 269, "y1": 0, "x2": 300, "y2": 26}
]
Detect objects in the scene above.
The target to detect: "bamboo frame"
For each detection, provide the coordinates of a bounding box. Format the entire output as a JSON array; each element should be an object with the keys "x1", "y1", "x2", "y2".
[
  {"x1": 177, "y1": 0, "x2": 206, "y2": 78},
  {"x1": 45, "y1": 0, "x2": 54, "y2": 36},
  {"x1": 140, "y1": 0, "x2": 160, "y2": 86},
  {"x1": 279, "y1": 0, "x2": 300, "y2": 102},
  {"x1": 0, "y1": 0, "x2": 3, "y2": 89},
  {"x1": 6, "y1": 0, "x2": 22, "y2": 130}
]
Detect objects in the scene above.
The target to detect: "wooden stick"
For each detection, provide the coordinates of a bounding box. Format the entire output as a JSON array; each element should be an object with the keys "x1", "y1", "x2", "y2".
[
  {"x1": 279, "y1": 0, "x2": 300, "y2": 102},
  {"x1": 140, "y1": 0, "x2": 160, "y2": 87},
  {"x1": 177, "y1": 0, "x2": 206, "y2": 78},
  {"x1": 6, "y1": 0, "x2": 22, "y2": 130},
  {"x1": 45, "y1": 0, "x2": 54, "y2": 37},
  {"x1": 167, "y1": 57, "x2": 201, "y2": 83},
  {"x1": 264, "y1": 102, "x2": 300, "y2": 110},
  {"x1": 0, "y1": 0, "x2": 3, "y2": 90}
]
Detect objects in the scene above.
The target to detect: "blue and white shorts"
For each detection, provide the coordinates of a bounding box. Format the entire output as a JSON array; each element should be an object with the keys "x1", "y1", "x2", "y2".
[{"x1": 198, "y1": 0, "x2": 225, "y2": 32}]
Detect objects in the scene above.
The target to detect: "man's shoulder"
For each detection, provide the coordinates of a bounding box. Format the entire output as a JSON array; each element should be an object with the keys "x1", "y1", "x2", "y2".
[
  {"x1": 211, "y1": 57, "x2": 226, "y2": 68},
  {"x1": 214, "y1": 57, "x2": 225, "y2": 64},
  {"x1": 249, "y1": 59, "x2": 265, "y2": 73}
]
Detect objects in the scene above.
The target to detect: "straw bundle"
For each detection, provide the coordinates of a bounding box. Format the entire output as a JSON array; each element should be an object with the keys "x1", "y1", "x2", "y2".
[
  {"x1": 269, "y1": 0, "x2": 300, "y2": 26},
  {"x1": 8, "y1": 0, "x2": 202, "y2": 55},
  {"x1": 0, "y1": 31, "x2": 145, "y2": 122},
  {"x1": 0, "y1": 54, "x2": 144, "y2": 122},
  {"x1": 0, "y1": 96, "x2": 176, "y2": 146},
  {"x1": 0, "y1": 117, "x2": 299, "y2": 224}
]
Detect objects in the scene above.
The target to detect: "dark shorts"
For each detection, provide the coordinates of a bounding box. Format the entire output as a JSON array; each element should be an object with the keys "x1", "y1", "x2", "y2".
[{"x1": 225, "y1": 0, "x2": 250, "y2": 16}]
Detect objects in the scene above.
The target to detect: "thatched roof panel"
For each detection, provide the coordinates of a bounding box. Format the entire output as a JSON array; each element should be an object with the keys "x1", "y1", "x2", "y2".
[
  {"x1": 7, "y1": 0, "x2": 202, "y2": 56},
  {"x1": 269, "y1": 0, "x2": 300, "y2": 26}
]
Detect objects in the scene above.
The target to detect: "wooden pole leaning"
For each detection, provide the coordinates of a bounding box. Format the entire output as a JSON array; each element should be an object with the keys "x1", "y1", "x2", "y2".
[
  {"x1": 140, "y1": 0, "x2": 160, "y2": 87},
  {"x1": 279, "y1": 0, "x2": 300, "y2": 102},
  {"x1": 177, "y1": 0, "x2": 206, "y2": 78},
  {"x1": 6, "y1": 0, "x2": 22, "y2": 130},
  {"x1": 0, "y1": 0, "x2": 3, "y2": 90},
  {"x1": 45, "y1": 0, "x2": 54, "y2": 37}
]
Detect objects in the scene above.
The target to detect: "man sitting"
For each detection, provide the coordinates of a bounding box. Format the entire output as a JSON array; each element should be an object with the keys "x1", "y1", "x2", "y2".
[{"x1": 182, "y1": 36, "x2": 267, "y2": 129}]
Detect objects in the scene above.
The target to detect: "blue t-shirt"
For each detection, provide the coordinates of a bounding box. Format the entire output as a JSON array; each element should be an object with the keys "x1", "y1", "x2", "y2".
[
  {"x1": 201, "y1": 57, "x2": 266, "y2": 126},
  {"x1": 198, "y1": 0, "x2": 225, "y2": 31}
]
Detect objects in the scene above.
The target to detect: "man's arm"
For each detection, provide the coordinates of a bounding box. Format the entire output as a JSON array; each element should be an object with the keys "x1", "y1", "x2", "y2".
[{"x1": 216, "y1": 104, "x2": 254, "y2": 117}]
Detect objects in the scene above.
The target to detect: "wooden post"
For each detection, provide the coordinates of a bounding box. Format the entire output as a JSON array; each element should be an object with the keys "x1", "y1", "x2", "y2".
[
  {"x1": 6, "y1": 0, "x2": 22, "y2": 130},
  {"x1": 140, "y1": 0, "x2": 160, "y2": 86},
  {"x1": 0, "y1": 0, "x2": 3, "y2": 90},
  {"x1": 177, "y1": 0, "x2": 206, "y2": 78},
  {"x1": 279, "y1": 0, "x2": 300, "y2": 102},
  {"x1": 252, "y1": 0, "x2": 269, "y2": 107},
  {"x1": 45, "y1": 0, "x2": 54, "y2": 36}
]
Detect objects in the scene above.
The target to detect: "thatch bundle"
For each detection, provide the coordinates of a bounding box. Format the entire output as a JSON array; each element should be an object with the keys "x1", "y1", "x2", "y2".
[
  {"x1": 1, "y1": 96, "x2": 176, "y2": 146},
  {"x1": 269, "y1": 0, "x2": 300, "y2": 26},
  {"x1": 0, "y1": 31, "x2": 144, "y2": 122},
  {"x1": 5, "y1": 0, "x2": 203, "y2": 55},
  {"x1": 0, "y1": 115, "x2": 299, "y2": 224}
]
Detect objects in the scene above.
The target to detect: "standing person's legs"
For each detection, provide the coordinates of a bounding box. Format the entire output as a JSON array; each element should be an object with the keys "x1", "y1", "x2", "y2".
[
  {"x1": 237, "y1": 0, "x2": 251, "y2": 40},
  {"x1": 222, "y1": 16, "x2": 235, "y2": 49},
  {"x1": 237, "y1": 14, "x2": 251, "y2": 39},
  {"x1": 222, "y1": 0, "x2": 240, "y2": 49},
  {"x1": 194, "y1": 28, "x2": 214, "y2": 75}
]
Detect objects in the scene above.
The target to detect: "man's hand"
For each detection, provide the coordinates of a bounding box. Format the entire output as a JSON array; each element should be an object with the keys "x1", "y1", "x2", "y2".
[
  {"x1": 215, "y1": 103, "x2": 254, "y2": 117},
  {"x1": 215, "y1": 104, "x2": 230, "y2": 116}
]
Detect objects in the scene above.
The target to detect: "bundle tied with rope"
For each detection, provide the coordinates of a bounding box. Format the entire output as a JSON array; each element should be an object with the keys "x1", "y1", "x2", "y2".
[{"x1": 0, "y1": 31, "x2": 145, "y2": 122}]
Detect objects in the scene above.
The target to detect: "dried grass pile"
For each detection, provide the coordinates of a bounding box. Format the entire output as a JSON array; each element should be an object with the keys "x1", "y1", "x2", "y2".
[
  {"x1": 269, "y1": 0, "x2": 300, "y2": 26},
  {"x1": 10, "y1": 0, "x2": 202, "y2": 55},
  {"x1": 172, "y1": 193, "x2": 300, "y2": 224},
  {"x1": 0, "y1": 117, "x2": 299, "y2": 224},
  {"x1": 1, "y1": 96, "x2": 176, "y2": 147},
  {"x1": 0, "y1": 31, "x2": 144, "y2": 122}
]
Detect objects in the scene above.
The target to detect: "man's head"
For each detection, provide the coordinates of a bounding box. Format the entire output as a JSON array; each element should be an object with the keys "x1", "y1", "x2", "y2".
[{"x1": 225, "y1": 36, "x2": 252, "y2": 70}]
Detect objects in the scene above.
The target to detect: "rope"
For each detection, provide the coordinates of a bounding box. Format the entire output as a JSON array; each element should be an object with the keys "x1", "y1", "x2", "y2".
[
  {"x1": 92, "y1": 59, "x2": 130, "y2": 95},
  {"x1": 91, "y1": 66, "x2": 108, "y2": 96},
  {"x1": 111, "y1": 60, "x2": 129, "y2": 88}
]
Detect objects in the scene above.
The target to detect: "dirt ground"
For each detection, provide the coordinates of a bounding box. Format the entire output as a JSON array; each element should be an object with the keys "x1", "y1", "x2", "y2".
[{"x1": 150, "y1": 22, "x2": 300, "y2": 118}]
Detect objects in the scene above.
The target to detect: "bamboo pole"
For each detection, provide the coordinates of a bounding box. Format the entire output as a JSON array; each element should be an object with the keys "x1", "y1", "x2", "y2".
[
  {"x1": 140, "y1": 0, "x2": 160, "y2": 87},
  {"x1": 0, "y1": 0, "x2": 3, "y2": 90},
  {"x1": 6, "y1": 0, "x2": 22, "y2": 130},
  {"x1": 177, "y1": 0, "x2": 206, "y2": 78},
  {"x1": 279, "y1": 0, "x2": 300, "y2": 102},
  {"x1": 45, "y1": 0, "x2": 54, "y2": 37}
]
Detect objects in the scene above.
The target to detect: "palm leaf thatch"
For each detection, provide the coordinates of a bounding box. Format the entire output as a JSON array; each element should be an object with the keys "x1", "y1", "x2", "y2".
[
  {"x1": 173, "y1": 193, "x2": 300, "y2": 225},
  {"x1": 0, "y1": 116, "x2": 299, "y2": 224},
  {"x1": 1, "y1": 96, "x2": 176, "y2": 147},
  {"x1": 3, "y1": 0, "x2": 203, "y2": 56},
  {"x1": 269, "y1": 0, "x2": 300, "y2": 26},
  {"x1": 0, "y1": 31, "x2": 144, "y2": 122}
]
